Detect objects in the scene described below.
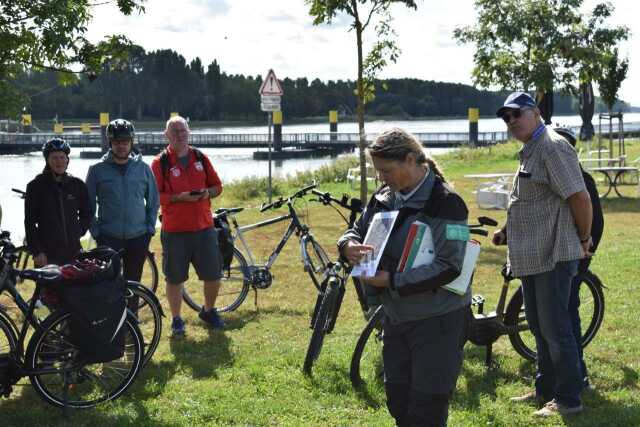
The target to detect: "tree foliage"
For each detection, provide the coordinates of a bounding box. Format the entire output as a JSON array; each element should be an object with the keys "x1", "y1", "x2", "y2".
[
  {"x1": 453, "y1": 0, "x2": 628, "y2": 124},
  {"x1": 0, "y1": 0, "x2": 145, "y2": 117},
  {"x1": 306, "y1": 0, "x2": 416, "y2": 201},
  {"x1": 597, "y1": 48, "x2": 628, "y2": 113}
]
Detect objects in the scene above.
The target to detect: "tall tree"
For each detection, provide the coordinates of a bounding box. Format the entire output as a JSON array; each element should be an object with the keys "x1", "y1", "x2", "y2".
[
  {"x1": 0, "y1": 0, "x2": 145, "y2": 117},
  {"x1": 454, "y1": 0, "x2": 586, "y2": 124},
  {"x1": 306, "y1": 0, "x2": 417, "y2": 201},
  {"x1": 560, "y1": 3, "x2": 628, "y2": 139},
  {"x1": 597, "y1": 48, "x2": 628, "y2": 114}
]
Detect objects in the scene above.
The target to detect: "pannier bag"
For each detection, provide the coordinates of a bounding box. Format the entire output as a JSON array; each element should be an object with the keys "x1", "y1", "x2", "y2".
[
  {"x1": 214, "y1": 215, "x2": 234, "y2": 270},
  {"x1": 56, "y1": 247, "x2": 127, "y2": 364}
]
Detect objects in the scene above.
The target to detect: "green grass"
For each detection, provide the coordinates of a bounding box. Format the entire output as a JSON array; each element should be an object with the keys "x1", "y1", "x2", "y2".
[{"x1": 2, "y1": 140, "x2": 639, "y2": 426}]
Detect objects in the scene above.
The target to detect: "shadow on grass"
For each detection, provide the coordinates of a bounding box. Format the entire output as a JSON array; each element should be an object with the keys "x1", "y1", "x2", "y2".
[
  {"x1": 168, "y1": 329, "x2": 233, "y2": 379},
  {"x1": 0, "y1": 377, "x2": 181, "y2": 427},
  {"x1": 600, "y1": 197, "x2": 640, "y2": 213},
  {"x1": 306, "y1": 359, "x2": 386, "y2": 410}
]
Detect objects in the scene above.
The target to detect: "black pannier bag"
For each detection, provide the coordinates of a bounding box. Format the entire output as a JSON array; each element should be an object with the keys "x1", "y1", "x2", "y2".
[
  {"x1": 56, "y1": 247, "x2": 127, "y2": 364},
  {"x1": 214, "y1": 215, "x2": 234, "y2": 270}
]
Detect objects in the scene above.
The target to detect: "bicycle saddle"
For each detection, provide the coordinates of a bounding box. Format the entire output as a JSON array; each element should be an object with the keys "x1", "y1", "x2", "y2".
[{"x1": 19, "y1": 265, "x2": 61, "y2": 283}]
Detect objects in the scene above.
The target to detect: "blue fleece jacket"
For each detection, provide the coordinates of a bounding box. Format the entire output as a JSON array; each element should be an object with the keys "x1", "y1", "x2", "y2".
[{"x1": 86, "y1": 151, "x2": 159, "y2": 239}]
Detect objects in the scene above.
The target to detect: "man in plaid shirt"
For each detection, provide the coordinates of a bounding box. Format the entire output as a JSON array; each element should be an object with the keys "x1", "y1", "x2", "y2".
[{"x1": 492, "y1": 92, "x2": 593, "y2": 418}]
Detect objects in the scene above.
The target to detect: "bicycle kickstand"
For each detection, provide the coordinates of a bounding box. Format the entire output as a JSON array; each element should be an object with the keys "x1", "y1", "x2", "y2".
[
  {"x1": 253, "y1": 288, "x2": 259, "y2": 313},
  {"x1": 485, "y1": 344, "x2": 498, "y2": 370}
]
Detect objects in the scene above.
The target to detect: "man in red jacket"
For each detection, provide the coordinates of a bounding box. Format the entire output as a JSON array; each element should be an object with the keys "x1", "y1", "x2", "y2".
[{"x1": 151, "y1": 116, "x2": 225, "y2": 336}]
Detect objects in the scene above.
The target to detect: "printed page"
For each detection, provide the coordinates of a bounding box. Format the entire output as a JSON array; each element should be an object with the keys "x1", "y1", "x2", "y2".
[{"x1": 351, "y1": 211, "x2": 399, "y2": 277}]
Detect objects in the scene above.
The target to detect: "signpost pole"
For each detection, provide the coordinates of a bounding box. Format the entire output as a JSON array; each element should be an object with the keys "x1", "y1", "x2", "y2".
[{"x1": 268, "y1": 112, "x2": 273, "y2": 203}]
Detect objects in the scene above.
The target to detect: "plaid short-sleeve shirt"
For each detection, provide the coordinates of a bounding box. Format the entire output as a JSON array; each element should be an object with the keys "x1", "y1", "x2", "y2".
[{"x1": 506, "y1": 127, "x2": 586, "y2": 277}]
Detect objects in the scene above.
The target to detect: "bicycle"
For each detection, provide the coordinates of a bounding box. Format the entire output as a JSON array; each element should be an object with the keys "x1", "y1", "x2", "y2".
[
  {"x1": 181, "y1": 184, "x2": 335, "y2": 313},
  {"x1": 349, "y1": 216, "x2": 605, "y2": 387},
  {"x1": 302, "y1": 190, "x2": 364, "y2": 374},
  {"x1": 11, "y1": 188, "x2": 160, "y2": 294},
  {"x1": 0, "y1": 231, "x2": 145, "y2": 409}
]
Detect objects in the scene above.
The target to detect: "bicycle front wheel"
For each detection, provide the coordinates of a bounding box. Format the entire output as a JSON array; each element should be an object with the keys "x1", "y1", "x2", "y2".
[
  {"x1": 26, "y1": 310, "x2": 143, "y2": 409},
  {"x1": 126, "y1": 281, "x2": 163, "y2": 368},
  {"x1": 182, "y1": 246, "x2": 250, "y2": 313},
  {"x1": 0, "y1": 312, "x2": 19, "y2": 396},
  {"x1": 303, "y1": 280, "x2": 342, "y2": 375},
  {"x1": 505, "y1": 270, "x2": 605, "y2": 362},
  {"x1": 350, "y1": 306, "x2": 384, "y2": 388},
  {"x1": 301, "y1": 235, "x2": 331, "y2": 290}
]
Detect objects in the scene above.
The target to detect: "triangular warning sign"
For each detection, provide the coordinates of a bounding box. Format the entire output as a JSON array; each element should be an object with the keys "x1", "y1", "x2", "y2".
[{"x1": 259, "y1": 69, "x2": 284, "y2": 96}]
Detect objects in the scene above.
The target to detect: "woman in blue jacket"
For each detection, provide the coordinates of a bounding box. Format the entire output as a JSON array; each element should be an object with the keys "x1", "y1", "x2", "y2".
[
  {"x1": 339, "y1": 128, "x2": 470, "y2": 427},
  {"x1": 85, "y1": 119, "x2": 159, "y2": 283}
]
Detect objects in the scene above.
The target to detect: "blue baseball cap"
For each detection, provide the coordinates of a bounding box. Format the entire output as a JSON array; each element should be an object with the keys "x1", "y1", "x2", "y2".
[{"x1": 496, "y1": 92, "x2": 537, "y2": 117}]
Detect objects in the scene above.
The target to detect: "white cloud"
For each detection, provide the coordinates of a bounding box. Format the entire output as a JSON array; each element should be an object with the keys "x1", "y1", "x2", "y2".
[{"x1": 86, "y1": 0, "x2": 640, "y2": 105}]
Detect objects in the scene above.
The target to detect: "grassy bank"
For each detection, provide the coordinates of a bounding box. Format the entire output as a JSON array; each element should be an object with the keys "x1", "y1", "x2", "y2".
[{"x1": 2, "y1": 140, "x2": 639, "y2": 426}]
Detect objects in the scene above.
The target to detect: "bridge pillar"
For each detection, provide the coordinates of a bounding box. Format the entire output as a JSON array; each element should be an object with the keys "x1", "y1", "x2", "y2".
[
  {"x1": 468, "y1": 108, "x2": 479, "y2": 147},
  {"x1": 273, "y1": 111, "x2": 282, "y2": 152},
  {"x1": 100, "y1": 113, "x2": 109, "y2": 153},
  {"x1": 329, "y1": 110, "x2": 338, "y2": 141}
]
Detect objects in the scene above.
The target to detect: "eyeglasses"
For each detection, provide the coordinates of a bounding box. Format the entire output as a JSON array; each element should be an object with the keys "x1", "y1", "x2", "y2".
[
  {"x1": 170, "y1": 128, "x2": 189, "y2": 135},
  {"x1": 501, "y1": 109, "x2": 523, "y2": 123}
]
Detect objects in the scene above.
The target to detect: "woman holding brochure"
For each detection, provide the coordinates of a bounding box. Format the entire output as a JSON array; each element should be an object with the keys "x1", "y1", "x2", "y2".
[{"x1": 338, "y1": 128, "x2": 470, "y2": 427}]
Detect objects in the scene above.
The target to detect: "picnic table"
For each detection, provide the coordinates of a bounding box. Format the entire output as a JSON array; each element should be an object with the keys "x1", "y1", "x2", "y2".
[{"x1": 589, "y1": 166, "x2": 639, "y2": 198}]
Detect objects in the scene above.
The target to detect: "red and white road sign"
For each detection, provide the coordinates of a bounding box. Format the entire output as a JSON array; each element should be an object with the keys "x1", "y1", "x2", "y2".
[{"x1": 259, "y1": 69, "x2": 284, "y2": 96}]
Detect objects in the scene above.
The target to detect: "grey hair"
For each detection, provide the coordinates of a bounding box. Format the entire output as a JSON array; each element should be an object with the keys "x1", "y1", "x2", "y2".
[{"x1": 165, "y1": 115, "x2": 189, "y2": 131}]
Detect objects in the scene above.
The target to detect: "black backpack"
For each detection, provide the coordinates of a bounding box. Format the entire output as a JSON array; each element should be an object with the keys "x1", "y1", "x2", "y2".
[{"x1": 56, "y1": 248, "x2": 127, "y2": 364}]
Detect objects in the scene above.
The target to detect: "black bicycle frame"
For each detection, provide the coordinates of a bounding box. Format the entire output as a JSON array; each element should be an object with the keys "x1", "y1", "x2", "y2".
[{"x1": 231, "y1": 199, "x2": 308, "y2": 269}]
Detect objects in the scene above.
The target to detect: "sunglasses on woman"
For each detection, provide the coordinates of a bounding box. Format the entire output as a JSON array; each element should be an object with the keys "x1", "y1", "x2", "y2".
[{"x1": 501, "y1": 109, "x2": 523, "y2": 123}]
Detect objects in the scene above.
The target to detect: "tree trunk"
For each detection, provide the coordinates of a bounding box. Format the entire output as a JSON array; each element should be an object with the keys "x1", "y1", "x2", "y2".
[{"x1": 354, "y1": 15, "x2": 367, "y2": 203}]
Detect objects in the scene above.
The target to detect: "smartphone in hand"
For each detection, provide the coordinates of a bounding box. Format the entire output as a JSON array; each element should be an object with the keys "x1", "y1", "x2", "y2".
[{"x1": 189, "y1": 190, "x2": 205, "y2": 196}]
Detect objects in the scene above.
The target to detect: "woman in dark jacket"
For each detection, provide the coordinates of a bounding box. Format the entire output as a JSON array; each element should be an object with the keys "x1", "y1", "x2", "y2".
[
  {"x1": 338, "y1": 128, "x2": 470, "y2": 427},
  {"x1": 25, "y1": 138, "x2": 91, "y2": 266}
]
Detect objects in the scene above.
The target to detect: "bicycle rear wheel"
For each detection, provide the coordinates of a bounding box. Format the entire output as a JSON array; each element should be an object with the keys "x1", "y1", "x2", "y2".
[
  {"x1": 182, "y1": 247, "x2": 250, "y2": 313},
  {"x1": 505, "y1": 270, "x2": 605, "y2": 362},
  {"x1": 303, "y1": 279, "x2": 343, "y2": 375},
  {"x1": 301, "y1": 235, "x2": 331, "y2": 290},
  {"x1": 126, "y1": 281, "x2": 163, "y2": 368},
  {"x1": 0, "y1": 313, "x2": 20, "y2": 396},
  {"x1": 26, "y1": 310, "x2": 143, "y2": 409},
  {"x1": 350, "y1": 306, "x2": 384, "y2": 388},
  {"x1": 139, "y1": 251, "x2": 159, "y2": 293}
]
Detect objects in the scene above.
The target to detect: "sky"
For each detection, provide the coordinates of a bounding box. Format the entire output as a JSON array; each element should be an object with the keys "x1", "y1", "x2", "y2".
[{"x1": 86, "y1": 0, "x2": 640, "y2": 107}]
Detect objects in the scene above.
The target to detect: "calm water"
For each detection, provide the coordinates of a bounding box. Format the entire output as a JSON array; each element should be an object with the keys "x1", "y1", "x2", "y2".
[{"x1": 2, "y1": 113, "x2": 639, "y2": 240}]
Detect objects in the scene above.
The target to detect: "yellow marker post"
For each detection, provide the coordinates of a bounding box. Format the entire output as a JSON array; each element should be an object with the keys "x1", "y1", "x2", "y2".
[
  {"x1": 468, "y1": 108, "x2": 479, "y2": 147},
  {"x1": 100, "y1": 113, "x2": 109, "y2": 126},
  {"x1": 54, "y1": 123, "x2": 64, "y2": 134},
  {"x1": 21, "y1": 114, "x2": 32, "y2": 126},
  {"x1": 170, "y1": 112, "x2": 179, "y2": 118},
  {"x1": 329, "y1": 110, "x2": 338, "y2": 141},
  {"x1": 100, "y1": 113, "x2": 109, "y2": 153},
  {"x1": 273, "y1": 111, "x2": 282, "y2": 152},
  {"x1": 81, "y1": 123, "x2": 91, "y2": 134}
]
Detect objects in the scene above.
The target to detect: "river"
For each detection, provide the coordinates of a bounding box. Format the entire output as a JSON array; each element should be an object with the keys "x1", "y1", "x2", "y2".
[{"x1": 2, "y1": 113, "x2": 640, "y2": 241}]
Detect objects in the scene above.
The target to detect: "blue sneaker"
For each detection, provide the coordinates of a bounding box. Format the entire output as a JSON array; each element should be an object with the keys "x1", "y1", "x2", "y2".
[
  {"x1": 199, "y1": 308, "x2": 225, "y2": 329},
  {"x1": 171, "y1": 316, "x2": 185, "y2": 336}
]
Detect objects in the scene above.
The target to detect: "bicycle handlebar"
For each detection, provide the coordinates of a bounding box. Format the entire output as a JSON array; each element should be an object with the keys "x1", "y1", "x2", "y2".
[
  {"x1": 311, "y1": 189, "x2": 363, "y2": 214},
  {"x1": 468, "y1": 216, "x2": 497, "y2": 238},
  {"x1": 12, "y1": 188, "x2": 26, "y2": 198},
  {"x1": 259, "y1": 183, "x2": 318, "y2": 212}
]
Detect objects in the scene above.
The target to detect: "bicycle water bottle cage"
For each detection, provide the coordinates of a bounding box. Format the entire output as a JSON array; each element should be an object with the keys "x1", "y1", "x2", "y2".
[{"x1": 250, "y1": 267, "x2": 272, "y2": 289}]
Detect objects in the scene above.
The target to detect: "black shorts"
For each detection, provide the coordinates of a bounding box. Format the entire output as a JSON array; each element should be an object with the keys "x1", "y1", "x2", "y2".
[{"x1": 161, "y1": 227, "x2": 222, "y2": 284}]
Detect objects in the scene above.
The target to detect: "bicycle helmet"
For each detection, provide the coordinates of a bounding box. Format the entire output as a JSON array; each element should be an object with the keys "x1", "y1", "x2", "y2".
[
  {"x1": 42, "y1": 137, "x2": 71, "y2": 159},
  {"x1": 554, "y1": 127, "x2": 577, "y2": 147},
  {"x1": 107, "y1": 119, "x2": 135, "y2": 140}
]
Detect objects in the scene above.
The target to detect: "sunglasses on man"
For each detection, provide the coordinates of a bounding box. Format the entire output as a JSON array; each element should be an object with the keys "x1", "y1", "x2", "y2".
[{"x1": 501, "y1": 109, "x2": 523, "y2": 123}]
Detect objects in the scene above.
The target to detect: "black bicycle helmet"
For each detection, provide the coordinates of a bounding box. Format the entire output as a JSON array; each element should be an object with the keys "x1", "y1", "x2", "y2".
[
  {"x1": 554, "y1": 127, "x2": 577, "y2": 147},
  {"x1": 42, "y1": 137, "x2": 71, "y2": 159},
  {"x1": 107, "y1": 119, "x2": 135, "y2": 140}
]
